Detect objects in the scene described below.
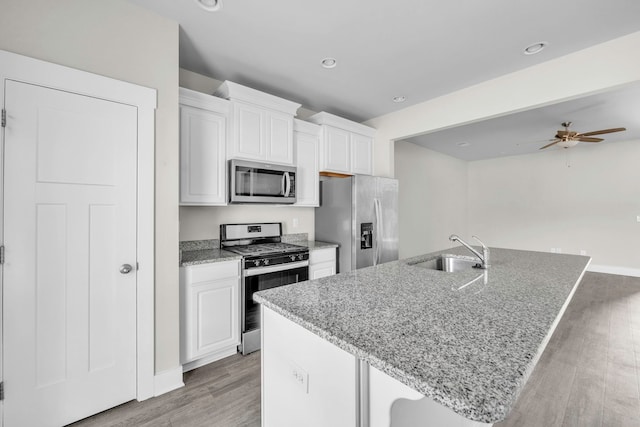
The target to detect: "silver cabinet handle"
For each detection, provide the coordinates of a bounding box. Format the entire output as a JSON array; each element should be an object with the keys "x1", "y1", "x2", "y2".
[{"x1": 120, "y1": 264, "x2": 133, "y2": 274}]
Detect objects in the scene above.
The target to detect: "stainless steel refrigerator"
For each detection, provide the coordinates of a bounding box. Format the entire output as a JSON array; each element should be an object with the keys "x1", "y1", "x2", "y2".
[{"x1": 315, "y1": 175, "x2": 398, "y2": 273}]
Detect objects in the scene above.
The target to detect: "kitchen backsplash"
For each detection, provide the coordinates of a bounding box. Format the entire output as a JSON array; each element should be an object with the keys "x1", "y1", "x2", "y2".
[{"x1": 179, "y1": 206, "x2": 315, "y2": 242}]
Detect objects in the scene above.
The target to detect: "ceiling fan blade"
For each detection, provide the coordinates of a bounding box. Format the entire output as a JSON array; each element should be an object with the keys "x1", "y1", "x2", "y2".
[
  {"x1": 540, "y1": 140, "x2": 560, "y2": 150},
  {"x1": 576, "y1": 137, "x2": 604, "y2": 142},
  {"x1": 577, "y1": 127, "x2": 626, "y2": 137}
]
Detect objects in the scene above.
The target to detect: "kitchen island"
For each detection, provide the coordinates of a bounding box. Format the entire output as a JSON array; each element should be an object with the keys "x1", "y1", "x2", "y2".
[{"x1": 254, "y1": 247, "x2": 590, "y2": 426}]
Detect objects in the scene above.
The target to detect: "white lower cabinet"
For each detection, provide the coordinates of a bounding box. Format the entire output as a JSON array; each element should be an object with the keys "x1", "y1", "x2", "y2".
[
  {"x1": 180, "y1": 260, "x2": 241, "y2": 371},
  {"x1": 309, "y1": 247, "x2": 336, "y2": 279}
]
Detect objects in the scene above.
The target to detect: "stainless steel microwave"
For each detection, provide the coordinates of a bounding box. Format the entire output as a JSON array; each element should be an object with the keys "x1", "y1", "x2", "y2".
[{"x1": 229, "y1": 159, "x2": 297, "y2": 204}]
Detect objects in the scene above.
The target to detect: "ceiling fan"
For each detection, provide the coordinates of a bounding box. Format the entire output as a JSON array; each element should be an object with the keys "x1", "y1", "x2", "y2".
[{"x1": 539, "y1": 121, "x2": 626, "y2": 150}]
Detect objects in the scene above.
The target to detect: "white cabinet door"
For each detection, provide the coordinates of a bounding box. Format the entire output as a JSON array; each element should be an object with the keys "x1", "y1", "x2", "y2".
[
  {"x1": 351, "y1": 132, "x2": 373, "y2": 175},
  {"x1": 322, "y1": 126, "x2": 351, "y2": 173},
  {"x1": 229, "y1": 101, "x2": 295, "y2": 165},
  {"x1": 266, "y1": 110, "x2": 294, "y2": 164},
  {"x1": 232, "y1": 101, "x2": 265, "y2": 160},
  {"x1": 181, "y1": 261, "x2": 241, "y2": 366},
  {"x1": 309, "y1": 247, "x2": 336, "y2": 279},
  {"x1": 294, "y1": 131, "x2": 319, "y2": 206},
  {"x1": 180, "y1": 105, "x2": 227, "y2": 205}
]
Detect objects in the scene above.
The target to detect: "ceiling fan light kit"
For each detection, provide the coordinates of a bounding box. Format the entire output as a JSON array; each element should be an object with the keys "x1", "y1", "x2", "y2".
[
  {"x1": 523, "y1": 41, "x2": 548, "y2": 55},
  {"x1": 539, "y1": 121, "x2": 626, "y2": 150},
  {"x1": 195, "y1": 0, "x2": 222, "y2": 12}
]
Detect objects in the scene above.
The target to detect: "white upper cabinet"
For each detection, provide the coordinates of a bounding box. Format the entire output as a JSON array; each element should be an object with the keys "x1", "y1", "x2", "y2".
[
  {"x1": 179, "y1": 87, "x2": 230, "y2": 206},
  {"x1": 308, "y1": 112, "x2": 375, "y2": 176},
  {"x1": 294, "y1": 120, "x2": 320, "y2": 207},
  {"x1": 324, "y1": 126, "x2": 351, "y2": 173},
  {"x1": 215, "y1": 81, "x2": 300, "y2": 165},
  {"x1": 350, "y1": 132, "x2": 374, "y2": 175}
]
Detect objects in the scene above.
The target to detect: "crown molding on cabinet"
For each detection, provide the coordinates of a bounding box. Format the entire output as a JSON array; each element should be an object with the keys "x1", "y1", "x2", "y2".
[
  {"x1": 293, "y1": 118, "x2": 321, "y2": 135},
  {"x1": 214, "y1": 81, "x2": 301, "y2": 116},
  {"x1": 179, "y1": 87, "x2": 230, "y2": 112},
  {"x1": 307, "y1": 111, "x2": 376, "y2": 137}
]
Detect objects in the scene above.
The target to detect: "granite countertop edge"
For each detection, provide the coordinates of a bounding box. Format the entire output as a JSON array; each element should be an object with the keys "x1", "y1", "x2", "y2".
[
  {"x1": 253, "y1": 293, "x2": 497, "y2": 422},
  {"x1": 253, "y1": 247, "x2": 591, "y2": 423}
]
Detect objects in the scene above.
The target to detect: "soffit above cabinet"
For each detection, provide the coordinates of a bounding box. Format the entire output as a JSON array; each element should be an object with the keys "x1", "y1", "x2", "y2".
[{"x1": 214, "y1": 81, "x2": 301, "y2": 116}]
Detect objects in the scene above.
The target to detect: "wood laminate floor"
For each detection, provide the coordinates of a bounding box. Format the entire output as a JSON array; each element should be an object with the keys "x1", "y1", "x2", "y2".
[{"x1": 71, "y1": 272, "x2": 640, "y2": 427}]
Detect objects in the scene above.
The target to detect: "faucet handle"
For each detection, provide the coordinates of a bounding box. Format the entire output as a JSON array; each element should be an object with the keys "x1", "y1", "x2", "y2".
[
  {"x1": 472, "y1": 235, "x2": 487, "y2": 248},
  {"x1": 472, "y1": 235, "x2": 490, "y2": 267}
]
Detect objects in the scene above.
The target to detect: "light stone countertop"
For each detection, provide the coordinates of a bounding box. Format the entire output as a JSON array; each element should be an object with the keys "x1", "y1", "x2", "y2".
[{"x1": 253, "y1": 247, "x2": 590, "y2": 423}]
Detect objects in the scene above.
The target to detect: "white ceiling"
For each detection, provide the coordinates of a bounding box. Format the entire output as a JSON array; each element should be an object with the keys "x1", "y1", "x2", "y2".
[
  {"x1": 403, "y1": 83, "x2": 640, "y2": 161},
  {"x1": 129, "y1": 0, "x2": 640, "y2": 123}
]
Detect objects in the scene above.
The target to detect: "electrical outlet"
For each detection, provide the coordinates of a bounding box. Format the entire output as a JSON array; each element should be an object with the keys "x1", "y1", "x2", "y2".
[
  {"x1": 290, "y1": 362, "x2": 309, "y2": 393},
  {"x1": 580, "y1": 250, "x2": 587, "y2": 256},
  {"x1": 556, "y1": 248, "x2": 562, "y2": 253}
]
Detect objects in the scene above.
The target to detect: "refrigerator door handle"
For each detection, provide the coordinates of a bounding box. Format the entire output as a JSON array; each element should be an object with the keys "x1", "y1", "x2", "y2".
[{"x1": 374, "y1": 198, "x2": 382, "y2": 266}]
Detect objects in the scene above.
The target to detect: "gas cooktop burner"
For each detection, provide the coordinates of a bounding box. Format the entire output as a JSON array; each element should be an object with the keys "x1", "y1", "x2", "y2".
[{"x1": 224, "y1": 242, "x2": 305, "y2": 257}]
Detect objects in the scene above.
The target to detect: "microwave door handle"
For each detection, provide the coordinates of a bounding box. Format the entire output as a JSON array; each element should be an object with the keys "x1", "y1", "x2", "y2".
[
  {"x1": 284, "y1": 172, "x2": 291, "y2": 197},
  {"x1": 281, "y1": 172, "x2": 286, "y2": 196}
]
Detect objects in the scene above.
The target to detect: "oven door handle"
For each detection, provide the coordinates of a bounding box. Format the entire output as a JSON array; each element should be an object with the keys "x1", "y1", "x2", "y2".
[{"x1": 244, "y1": 260, "x2": 309, "y2": 277}]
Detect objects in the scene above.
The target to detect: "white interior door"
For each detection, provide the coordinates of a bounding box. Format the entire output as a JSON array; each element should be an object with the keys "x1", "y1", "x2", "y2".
[{"x1": 2, "y1": 79, "x2": 138, "y2": 426}]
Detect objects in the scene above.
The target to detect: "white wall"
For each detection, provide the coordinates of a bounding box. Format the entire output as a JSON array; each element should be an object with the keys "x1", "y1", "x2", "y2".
[
  {"x1": 179, "y1": 69, "x2": 317, "y2": 242},
  {"x1": 394, "y1": 141, "x2": 467, "y2": 258},
  {"x1": 0, "y1": 0, "x2": 180, "y2": 372},
  {"x1": 467, "y1": 139, "x2": 640, "y2": 269}
]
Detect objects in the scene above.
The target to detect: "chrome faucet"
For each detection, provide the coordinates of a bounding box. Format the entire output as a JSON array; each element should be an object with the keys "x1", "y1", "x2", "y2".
[{"x1": 449, "y1": 234, "x2": 490, "y2": 269}]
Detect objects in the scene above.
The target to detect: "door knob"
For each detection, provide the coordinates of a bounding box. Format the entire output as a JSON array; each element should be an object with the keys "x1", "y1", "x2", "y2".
[{"x1": 120, "y1": 264, "x2": 133, "y2": 274}]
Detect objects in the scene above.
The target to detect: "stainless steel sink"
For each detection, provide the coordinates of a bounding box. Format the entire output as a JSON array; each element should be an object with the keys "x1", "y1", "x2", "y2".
[{"x1": 409, "y1": 254, "x2": 481, "y2": 272}]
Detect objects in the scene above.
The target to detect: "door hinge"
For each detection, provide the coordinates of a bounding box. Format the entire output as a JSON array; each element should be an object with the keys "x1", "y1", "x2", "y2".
[
  {"x1": 1, "y1": 108, "x2": 6, "y2": 127},
  {"x1": 0, "y1": 381, "x2": 4, "y2": 401},
  {"x1": 0, "y1": 245, "x2": 4, "y2": 264}
]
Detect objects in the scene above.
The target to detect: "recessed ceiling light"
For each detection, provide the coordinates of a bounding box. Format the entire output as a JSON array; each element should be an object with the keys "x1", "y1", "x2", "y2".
[
  {"x1": 392, "y1": 96, "x2": 406, "y2": 103},
  {"x1": 321, "y1": 58, "x2": 337, "y2": 69},
  {"x1": 457, "y1": 141, "x2": 470, "y2": 147},
  {"x1": 523, "y1": 42, "x2": 548, "y2": 55},
  {"x1": 195, "y1": 0, "x2": 222, "y2": 12}
]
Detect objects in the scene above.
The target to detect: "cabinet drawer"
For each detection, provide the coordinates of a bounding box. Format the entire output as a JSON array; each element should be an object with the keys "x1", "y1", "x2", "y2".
[
  {"x1": 310, "y1": 247, "x2": 336, "y2": 264},
  {"x1": 188, "y1": 260, "x2": 240, "y2": 284}
]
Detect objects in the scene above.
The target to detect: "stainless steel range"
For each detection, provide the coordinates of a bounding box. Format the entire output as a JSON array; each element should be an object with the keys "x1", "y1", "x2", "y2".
[{"x1": 220, "y1": 223, "x2": 309, "y2": 355}]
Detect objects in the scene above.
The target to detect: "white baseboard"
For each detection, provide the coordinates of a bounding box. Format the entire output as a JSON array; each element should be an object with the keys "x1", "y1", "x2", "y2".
[
  {"x1": 182, "y1": 347, "x2": 238, "y2": 373},
  {"x1": 154, "y1": 366, "x2": 185, "y2": 397},
  {"x1": 588, "y1": 264, "x2": 640, "y2": 278}
]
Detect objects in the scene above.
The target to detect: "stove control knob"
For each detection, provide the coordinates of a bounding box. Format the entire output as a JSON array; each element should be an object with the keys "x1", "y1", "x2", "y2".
[
  {"x1": 298, "y1": 254, "x2": 303, "y2": 260},
  {"x1": 290, "y1": 255, "x2": 296, "y2": 261},
  {"x1": 254, "y1": 260, "x2": 260, "y2": 267},
  {"x1": 264, "y1": 259, "x2": 270, "y2": 265}
]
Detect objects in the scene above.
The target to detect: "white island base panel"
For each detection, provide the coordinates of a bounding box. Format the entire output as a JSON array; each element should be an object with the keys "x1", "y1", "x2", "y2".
[
  {"x1": 261, "y1": 306, "x2": 357, "y2": 427},
  {"x1": 261, "y1": 306, "x2": 491, "y2": 427},
  {"x1": 369, "y1": 366, "x2": 492, "y2": 427}
]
